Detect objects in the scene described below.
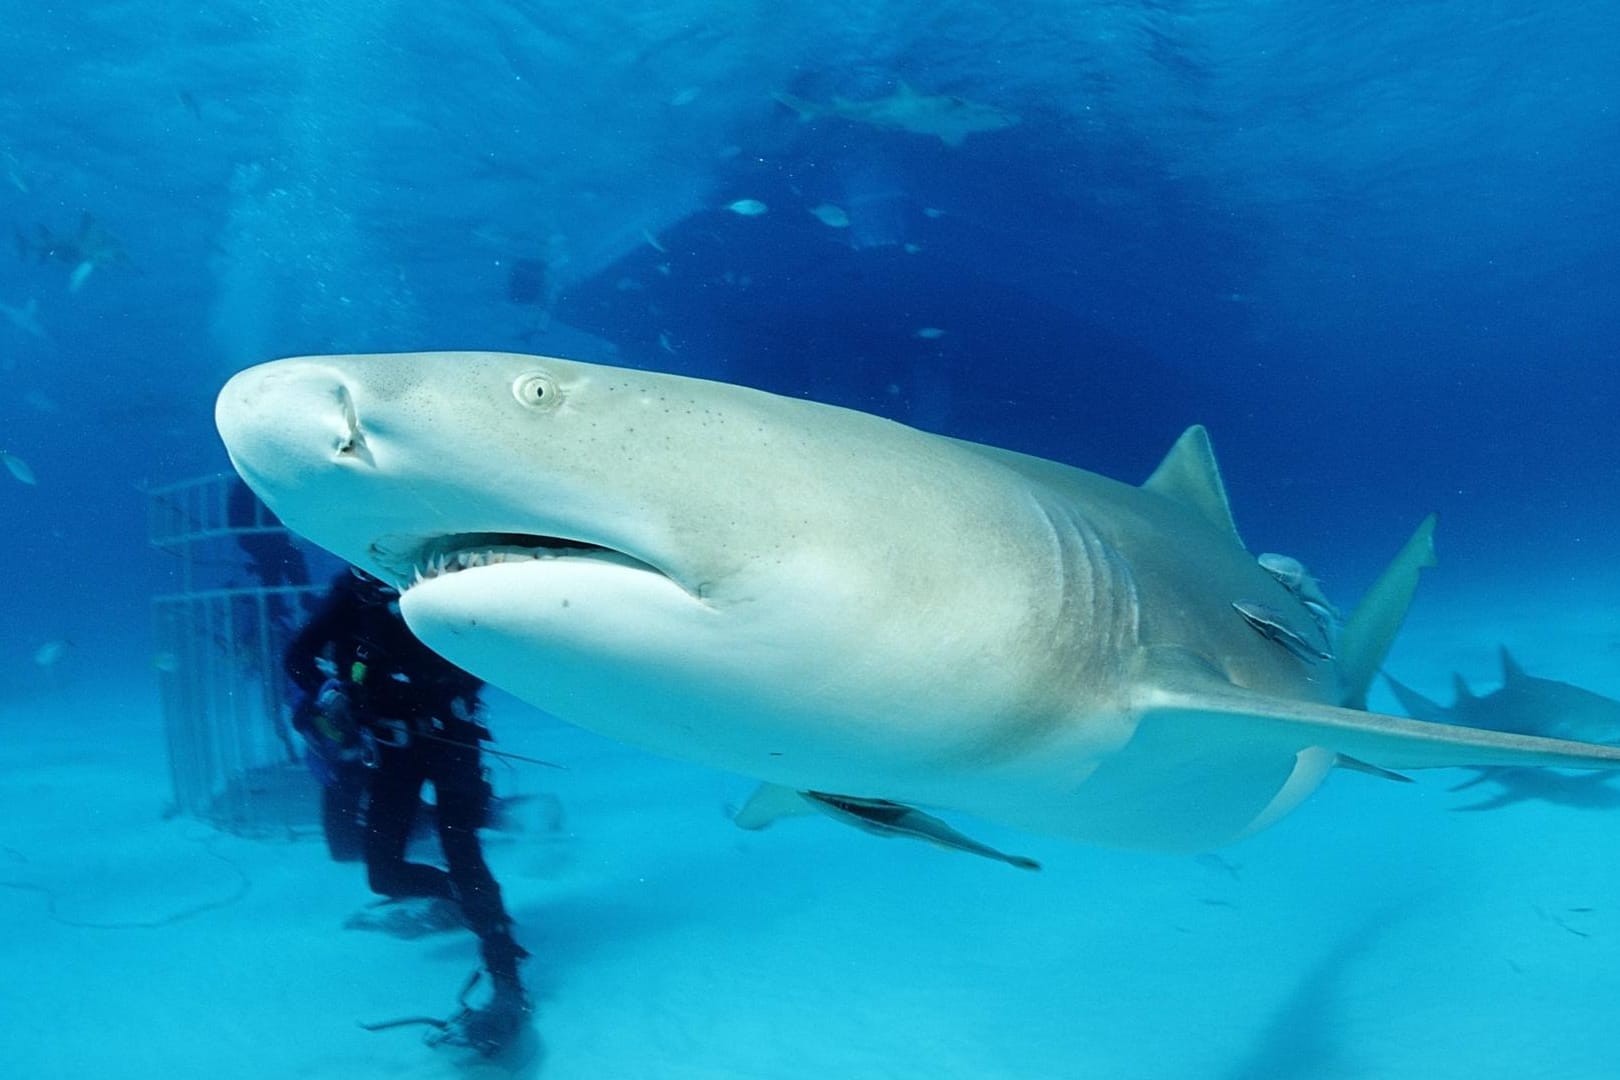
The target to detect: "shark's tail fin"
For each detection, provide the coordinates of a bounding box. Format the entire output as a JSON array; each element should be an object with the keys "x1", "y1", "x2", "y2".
[{"x1": 1337, "y1": 514, "x2": 1438, "y2": 710}]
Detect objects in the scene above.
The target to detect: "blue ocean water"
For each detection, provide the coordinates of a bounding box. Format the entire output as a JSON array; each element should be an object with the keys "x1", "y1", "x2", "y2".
[{"x1": 2, "y1": 3, "x2": 1618, "y2": 1077}]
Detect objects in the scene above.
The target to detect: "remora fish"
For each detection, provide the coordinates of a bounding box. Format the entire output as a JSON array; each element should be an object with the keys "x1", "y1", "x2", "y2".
[{"x1": 215, "y1": 352, "x2": 1620, "y2": 861}]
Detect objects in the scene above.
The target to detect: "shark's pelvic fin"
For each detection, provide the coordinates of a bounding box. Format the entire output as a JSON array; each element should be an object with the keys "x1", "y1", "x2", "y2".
[
  {"x1": 1141, "y1": 425, "x2": 1243, "y2": 548},
  {"x1": 732, "y1": 781, "x2": 820, "y2": 830},
  {"x1": 1337, "y1": 513, "x2": 1438, "y2": 709}
]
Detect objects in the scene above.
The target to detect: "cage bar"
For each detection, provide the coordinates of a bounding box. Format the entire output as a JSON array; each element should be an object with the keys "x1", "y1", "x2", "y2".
[{"x1": 149, "y1": 473, "x2": 337, "y2": 836}]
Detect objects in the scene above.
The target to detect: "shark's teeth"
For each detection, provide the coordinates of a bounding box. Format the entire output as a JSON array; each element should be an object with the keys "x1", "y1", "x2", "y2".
[{"x1": 402, "y1": 541, "x2": 600, "y2": 589}]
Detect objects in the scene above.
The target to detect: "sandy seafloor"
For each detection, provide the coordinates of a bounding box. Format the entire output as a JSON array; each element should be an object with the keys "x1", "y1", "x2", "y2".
[{"x1": 2, "y1": 575, "x2": 1617, "y2": 1080}]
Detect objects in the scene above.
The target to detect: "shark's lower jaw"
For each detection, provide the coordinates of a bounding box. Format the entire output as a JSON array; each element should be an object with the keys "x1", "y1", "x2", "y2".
[{"x1": 383, "y1": 531, "x2": 666, "y2": 592}]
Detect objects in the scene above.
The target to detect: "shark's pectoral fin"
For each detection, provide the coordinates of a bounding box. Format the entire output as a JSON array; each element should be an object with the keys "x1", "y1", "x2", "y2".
[
  {"x1": 1141, "y1": 681, "x2": 1620, "y2": 774},
  {"x1": 802, "y1": 792, "x2": 1041, "y2": 871}
]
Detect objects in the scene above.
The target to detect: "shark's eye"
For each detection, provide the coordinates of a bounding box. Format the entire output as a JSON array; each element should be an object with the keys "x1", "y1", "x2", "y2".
[{"x1": 512, "y1": 372, "x2": 560, "y2": 410}]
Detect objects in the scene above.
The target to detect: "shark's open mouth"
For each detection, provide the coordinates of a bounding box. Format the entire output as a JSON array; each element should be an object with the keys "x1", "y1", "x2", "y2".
[{"x1": 398, "y1": 531, "x2": 663, "y2": 590}]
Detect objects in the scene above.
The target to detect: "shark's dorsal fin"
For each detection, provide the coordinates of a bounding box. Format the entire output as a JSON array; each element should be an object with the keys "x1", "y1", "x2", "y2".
[
  {"x1": 1141, "y1": 425, "x2": 1242, "y2": 547},
  {"x1": 1500, "y1": 647, "x2": 1527, "y2": 684},
  {"x1": 1338, "y1": 514, "x2": 1438, "y2": 709},
  {"x1": 1384, "y1": 671, "x2": 1447, "y2": 724},
  {"x1": 1451, "y1": 673, "x2": 1475, "y2": 701}
]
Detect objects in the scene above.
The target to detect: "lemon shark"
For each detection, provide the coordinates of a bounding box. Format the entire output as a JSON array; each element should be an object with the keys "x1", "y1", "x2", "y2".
[
  {"x1": 1386, "y1": 652, "x2": 1620, "y2": 811},
  {"x1": 215, "y1": 351, "x2": 1620, "y2": 865},
  {"x1": 1387, "y1": 649, "x2": 1620, "y2": 744}
]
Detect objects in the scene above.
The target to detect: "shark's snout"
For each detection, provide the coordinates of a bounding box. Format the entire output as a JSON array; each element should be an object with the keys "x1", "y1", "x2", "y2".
[{"x1": 216, "y1": 361, "x2": 369, "y2": 486}]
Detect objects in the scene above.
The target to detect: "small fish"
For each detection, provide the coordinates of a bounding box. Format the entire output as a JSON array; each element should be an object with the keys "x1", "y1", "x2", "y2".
[
  {"x1": 1535, "y1": 905, "x2": 1592, "y2": 939},
  {"x1": 4, "y1": 152, "x2": 27, "y2": 194},
  {"x1": 2, "y1": 450, "x2": 36, "y2": 485},
  {"x1": 1257, "y1": 552, "x2": 1306, "y2": 590},
  {"x1": 725, "y1": 199, "x2": 768, "y2": 217},
  {"x1": 34, "y1": 639, "x2": 70, "y2": 667},
  {"x1": 19, "y1": 214, "x2": 129, "y2": 291},
  {"x1": 641, "y1": 228, "x2": 667, "y2": 253},
  {"x1": 809, "y1": 203, "x2": 849, "y2": 228},
  {"x1": 153, "y1": 651, "x2": 181, "y2": 673},
  {"x1": 1196, "y1": 853, "x2": 1242, "y2": 880},
  {"x1": 1258, "y1": 552, "x2": 1339, "y2": 620},
  {"x1": 0, "y1": 297, "x2": 47, "y2": 339},
  {"x1": 668, "y1": 87, "x2": 700, "y2": 107},
  {"x1": 914, "y1": 327, "x2": 945, "y2": 340}
]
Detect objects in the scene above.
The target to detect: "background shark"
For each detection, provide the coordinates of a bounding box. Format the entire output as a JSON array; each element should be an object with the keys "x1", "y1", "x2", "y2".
[
  {"x1": 1387, "y1": 648, "x2": 1620, "y2": 743},
  {"x1": 216, "y1": 350, "x2": 1620, "y2": 859},
  {"x1": 773, "y1": 82, "x2": 1020, "y2": 146},
  {"x1": 1386, "y1": 650, "x2": 1620, "y2": 810}
]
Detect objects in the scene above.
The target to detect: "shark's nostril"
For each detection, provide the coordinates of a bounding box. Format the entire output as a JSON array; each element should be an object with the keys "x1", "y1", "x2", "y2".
[{"x1": 334, "y1": 384, "x2": 373, "y2": 461}]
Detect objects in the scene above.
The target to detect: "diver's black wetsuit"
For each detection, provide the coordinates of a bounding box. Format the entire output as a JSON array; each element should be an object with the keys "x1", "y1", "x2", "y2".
[{"x1": 284, "y1": 571, "x2": 528, "y2": 993}]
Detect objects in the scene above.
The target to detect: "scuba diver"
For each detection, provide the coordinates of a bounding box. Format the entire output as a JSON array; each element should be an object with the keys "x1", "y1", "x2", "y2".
[{"x1": 285, "y1": 567, "x2": 531, "y2": 1057}]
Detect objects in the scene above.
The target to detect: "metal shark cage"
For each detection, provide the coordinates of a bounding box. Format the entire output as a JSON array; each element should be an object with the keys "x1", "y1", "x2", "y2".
[{"x1": 148, "y1": 473, "x2": 336, "y2": 836}]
